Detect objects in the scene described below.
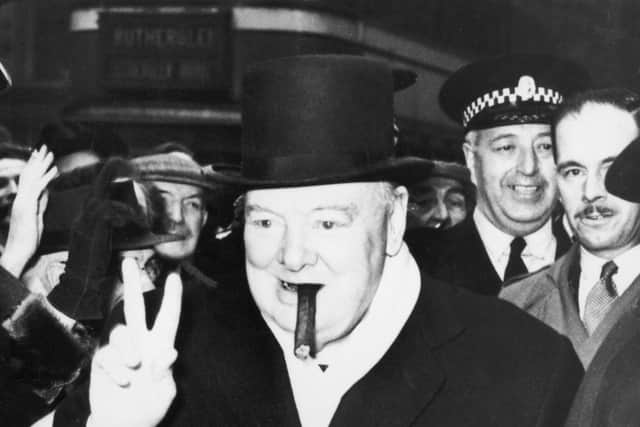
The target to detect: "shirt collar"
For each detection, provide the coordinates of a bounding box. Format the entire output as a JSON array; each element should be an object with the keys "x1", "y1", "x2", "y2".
[
  {"x1": 473, "y1": 209, "x2": 554, "y2": 261},
  {"x1": 580, "y1": 243, "x2": 640, "y2": 297}
]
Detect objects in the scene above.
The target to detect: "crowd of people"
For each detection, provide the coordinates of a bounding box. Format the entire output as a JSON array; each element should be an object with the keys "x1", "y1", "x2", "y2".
[{"x1": 1, "y1": 51, "x2": 640, "y2": 426}]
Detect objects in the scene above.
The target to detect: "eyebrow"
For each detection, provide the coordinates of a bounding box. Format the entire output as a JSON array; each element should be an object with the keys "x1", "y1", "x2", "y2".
[
  {"x1": 312, "y1": 204, "x2": 359, "y2": 219},
  {"x1": 556, "y1": 160, "x2": 584, "y2": 171},
  {"x1": 157, "y1": 189, "x2": 203, "y2": 200},
  {"x1": 489, "y1": 133, "x2": 517, "y2": 143}
]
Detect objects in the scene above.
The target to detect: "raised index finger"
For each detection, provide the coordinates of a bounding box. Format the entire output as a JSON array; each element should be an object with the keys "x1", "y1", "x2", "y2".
[
  {"x1": 122, "y1": 257, "x2": 148, "y2": 338},
  {"x1": 150, "y1": 271, "x2": 183, "y2": 348}
]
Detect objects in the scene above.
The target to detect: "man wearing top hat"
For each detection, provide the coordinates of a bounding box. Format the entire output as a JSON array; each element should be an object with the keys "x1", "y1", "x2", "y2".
[
  {"x1": 501, "y1": 88, "x2": 640, "y2": 370},
  {"x1": 54, "y1": 54, "x2": 582, "y2": 427},
  {"x1": 409, "y1": 54, "x2": 588, "y2": 296}
]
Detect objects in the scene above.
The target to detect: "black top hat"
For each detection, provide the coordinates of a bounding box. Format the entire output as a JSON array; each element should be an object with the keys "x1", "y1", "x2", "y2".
[
  {"x1": 204, "y1": 54, "x2": 433, "y2": 188},
  {"x1": 440, "y1": 54, "x2": 590, "y2": 130},
  {"x1": 605, "y1": 135, "x2": 640, "y2": 203}
]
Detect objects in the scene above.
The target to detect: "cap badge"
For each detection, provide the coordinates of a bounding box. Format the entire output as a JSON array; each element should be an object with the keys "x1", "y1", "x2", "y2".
[{"x1": 515, "y1": 75, "x2": 536, "y2": 101}]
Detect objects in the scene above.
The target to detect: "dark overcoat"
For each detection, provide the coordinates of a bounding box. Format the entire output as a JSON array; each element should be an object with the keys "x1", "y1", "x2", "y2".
[
  {"x1": 407, "y1": 215, "x2": 571, "y2": 296},
  {"x1": 564, "y1": 288, "x2": 640, "y2": 427},
  {"x1": 54, "y1": 271, "x2": 582, "y2": 427}
]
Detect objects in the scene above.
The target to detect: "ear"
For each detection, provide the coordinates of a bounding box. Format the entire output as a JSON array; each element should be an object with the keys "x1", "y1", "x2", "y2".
[
  {"x1": 462, "y1": 138, "x2": 478, "y2": 186},
  {"x1": 386, "y1": 185, "x2": 408, "y2": 257}
]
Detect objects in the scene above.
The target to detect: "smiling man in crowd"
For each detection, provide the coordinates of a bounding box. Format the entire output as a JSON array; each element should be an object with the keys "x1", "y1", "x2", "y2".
[
  {"x1": 53, "y1": 54, "x2": 582, "y2": 427},
  {"x1": 409, "y1": 54, "x2": 588, "y2": 295},
  {"x1": 501, "y1": 89, "x2": 640, "y2": 368}
]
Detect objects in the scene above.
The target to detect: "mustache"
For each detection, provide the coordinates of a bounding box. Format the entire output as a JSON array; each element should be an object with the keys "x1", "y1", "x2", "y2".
[
  {"x1": 162, "y1": 219, "x2": 192, "y2": 238},
  {"x1": 576, "y1": 204, "x2": 615, "y2": 219}
]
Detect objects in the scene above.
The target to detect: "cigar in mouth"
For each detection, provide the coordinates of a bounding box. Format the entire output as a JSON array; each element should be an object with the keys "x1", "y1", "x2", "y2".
[{"x1": 294, "y1": 283, "x2": 322, "y2": 360}]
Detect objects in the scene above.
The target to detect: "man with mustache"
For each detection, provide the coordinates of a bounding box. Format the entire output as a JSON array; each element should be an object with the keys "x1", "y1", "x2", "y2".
[
  {"x1": 501, "y1": 88, "x2": 640, "y2": 368},
  {"x1": 408, "y1": 54, "x2": 588, "y2": 295}
]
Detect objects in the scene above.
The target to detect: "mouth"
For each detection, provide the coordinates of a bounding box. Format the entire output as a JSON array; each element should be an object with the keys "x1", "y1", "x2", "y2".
[
  {"x1": 578, "y1": 206, "x2": 615, "y2": 223},
  {"x1": 508, "y1": 184, "x2": 541, "y2": 197}
]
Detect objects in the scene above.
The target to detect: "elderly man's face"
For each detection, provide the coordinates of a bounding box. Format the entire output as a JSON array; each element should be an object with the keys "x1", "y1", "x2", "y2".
[
  {"x1": 244, "y1": 182, "x2": 407, "y2": 351},
  {"x1": 153, "y1": 181, "x2": 208, "y2": 261},
  {"x1": 556, "y1": 103, "x2": 640, "y2": 259},
  {"x1": 407, "y1": 176, "x2": 468, "y2": 229},
  {"x1": 463, "y1": 123, "x2": 557, "y2": 236}
]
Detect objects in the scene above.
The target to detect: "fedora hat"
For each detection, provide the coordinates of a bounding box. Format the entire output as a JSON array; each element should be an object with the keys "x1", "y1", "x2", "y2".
[
  {"x1": 133, "y1": 151, "x2": 219, "y2": 191},
  {"x1": 605, "y1": 135, "x2": 640, "y2": 203},
  {"x1": 204, "y1": 54, "x2": 433, "y2": 188},
  {"x1": 440, "y1": 53, "x2": 590, "y2": 130},
  {"x1": 39, "y1": 159, "x2": 183, "y2": 254}
]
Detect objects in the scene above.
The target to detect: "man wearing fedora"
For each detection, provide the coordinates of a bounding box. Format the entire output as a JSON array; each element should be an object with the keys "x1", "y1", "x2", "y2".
[
  {"x1": 501, "y1": 89, "x2": 640, "y2": 370},
  {"x1": 405, "y1": 160, "x2": 475, "y2": 231},
  {"x1": 129, "y1": 148, "x2": 226, "y2": 289},
  {"x1": 409, "y1": 54, "x2": 588, "y2": 296},
  {"x1": 54, "y1": 55, "x2": 582, "y2": 427}
]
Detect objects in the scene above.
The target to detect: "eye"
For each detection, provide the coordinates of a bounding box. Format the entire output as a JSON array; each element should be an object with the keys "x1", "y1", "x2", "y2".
[
  {"x1": 321, "y1": 221, "x2": 335, "y2": 230},
  {"x1": 562, "y1": 168, "x2": 583, "y2": 178},
  {"x1": 494, "y1": 144, "x2": 515, "y2": 153},
  {"x1": 253, "y1": 219, "x2": 272, "y2": 228}
]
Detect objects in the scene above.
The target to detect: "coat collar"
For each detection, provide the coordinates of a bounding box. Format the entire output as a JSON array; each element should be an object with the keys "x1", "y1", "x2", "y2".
[{"x1": 330, "y1": 273, "x2": 465, "y2": 427}]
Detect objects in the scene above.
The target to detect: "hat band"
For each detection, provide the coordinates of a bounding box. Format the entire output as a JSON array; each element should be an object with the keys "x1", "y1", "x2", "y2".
[
  {"x1": 243, "y1": 151, "x2": 388, "y2": 182},
  {"x1": 463, "y1": 86, "x2": 562, "y2": 128}
]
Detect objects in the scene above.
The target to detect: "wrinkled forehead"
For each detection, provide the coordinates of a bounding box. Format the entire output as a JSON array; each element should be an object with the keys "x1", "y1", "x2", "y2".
[
  {"x1": 0, "y1": 158, "x2": 26, "y2": 179},
  {"x1": 245, "y1": 182, "x2": 386, "y2": 211},
  {"x1": 470, "y1": 123, "x2": 552, "y2": 145},
  {"x1": 555, "y1": 103, "x2": 638, "y2": 159},
  {"x1": 411, "y1": 177, "x2": 464, "y2": 194},
  {"x1": 152, "y1": 180, "x2": 204, "y2": 199}
]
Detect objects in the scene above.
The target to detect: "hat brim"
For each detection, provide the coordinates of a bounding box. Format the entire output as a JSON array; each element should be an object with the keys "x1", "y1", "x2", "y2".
[
  {"x1": 138, "y1": 171, "x2": 221, "y2": 191},
  {"x1": 605, "y1": 136, "x2": 640, "y2": 203},
  {"x1": 204, "y1": 157, "x2": 434, "y2": 189}
]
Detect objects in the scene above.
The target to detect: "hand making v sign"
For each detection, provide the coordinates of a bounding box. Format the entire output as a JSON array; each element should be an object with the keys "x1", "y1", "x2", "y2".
[{"x1": 87, "y1": 257, "x2": 183, "y2": 427}]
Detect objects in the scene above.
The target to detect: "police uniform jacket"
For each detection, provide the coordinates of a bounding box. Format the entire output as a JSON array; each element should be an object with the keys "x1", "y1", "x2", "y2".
[{"x1": 407, "y1": 215, "x2": 571, "y2": 296}]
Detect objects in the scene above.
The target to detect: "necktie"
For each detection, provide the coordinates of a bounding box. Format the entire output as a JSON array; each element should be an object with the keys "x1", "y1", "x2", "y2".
[
  {"x1": 583, "y1": 261, "x2": 618, "y2": 335},
  {"x1": 504, "y1": 237, "x2": 527, "y2": 281}
]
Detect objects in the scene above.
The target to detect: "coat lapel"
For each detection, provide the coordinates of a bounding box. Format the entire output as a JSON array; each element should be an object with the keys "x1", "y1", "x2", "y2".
[
  {"x1": 579, "y1": 272, "x2": 640, "y2": 366},
  {"x1": 330, "y1": 275, "x2": 463, "y2": 427},
  {"x1": 444, "y1": 218, "x2": 502, "y2": 295}
]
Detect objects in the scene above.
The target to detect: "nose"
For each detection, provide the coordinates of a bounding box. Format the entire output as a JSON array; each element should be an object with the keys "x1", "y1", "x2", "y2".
[
  {"x1": 165, "y1": 199, "x2": 184, "y2": 223},
  {"x1": 516, "y1": 146, "x2": 539, "y2": 176},
  {"x1": 278, "y1": 225, "x2": 316, "y2": 272},
  {"x1": 425, "y1": 200, "x2": 449, "y2": 228},
  {"x1": 582, "y1": 170, "x2": 606, "y2": 203}
]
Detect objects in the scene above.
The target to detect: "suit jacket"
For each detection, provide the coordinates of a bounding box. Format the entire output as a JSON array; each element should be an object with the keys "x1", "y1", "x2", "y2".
[
  {"x1": 500, "y1": 243, "x2": 640, "y2": 368},
  {"x1": 564, "y1": 295, "x2": 640, "y2": 427},
  {"x1": 55, "y1": 271, "x2": 583, "y2": 427},
  {"x1": 407, "y1": 214, "x2": 571, "y2": 296}
]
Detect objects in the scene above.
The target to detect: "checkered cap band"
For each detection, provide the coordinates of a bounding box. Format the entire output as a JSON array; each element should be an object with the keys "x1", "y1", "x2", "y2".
[{"x1": 462, "y1": 86, "x2": 563, "y2": 128}]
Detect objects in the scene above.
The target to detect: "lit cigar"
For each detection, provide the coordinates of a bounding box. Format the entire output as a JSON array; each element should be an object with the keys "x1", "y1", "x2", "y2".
[{"x1": 294, "y1": 283, "x2": 322, "y2": 359}]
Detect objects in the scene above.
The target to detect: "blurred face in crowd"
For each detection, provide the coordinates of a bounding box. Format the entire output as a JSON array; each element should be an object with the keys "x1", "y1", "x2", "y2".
[
  {"x1": 407, "y1": 176, "x2": 468, "y2": 229},
  {"x1": 556, "y1": 102, "x2": 640, "y2": 260},
  {"x1": 463, "y1": 123, "x2": 557, "y2": 236},
  {"x1": 153, "y1": 181, "x2": 208, "y2": 261},
  {"x1": 0, "y1": 157, "x2": 26, "y2": 225},
  {"x1": 243, "y1": 182, "x2": 407, "y2": 351}
]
